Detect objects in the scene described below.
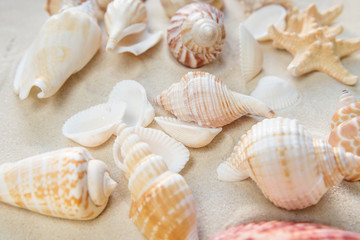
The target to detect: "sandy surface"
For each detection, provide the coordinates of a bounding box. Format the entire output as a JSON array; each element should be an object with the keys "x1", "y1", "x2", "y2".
[{"x1": 0, "y1": 0, "x2": 359, "y2": 239}]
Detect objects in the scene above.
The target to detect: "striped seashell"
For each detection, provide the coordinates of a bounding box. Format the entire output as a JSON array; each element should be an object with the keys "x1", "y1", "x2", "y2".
[
  {"x1": 167, "y1": 3, "x2": 226, "y2": 68},
  {"x1": 113, "y1": 123, "x2": 198, "y2": 240},
  {"x1": 217, "y1": 117, "x2": 360, "y2": 210},
  {"x1": 154, "y1": 72, "x2": 274, "y2": 128},
  {"x1": 0, "y1": 147, "x2": 117, "y2": 220}
]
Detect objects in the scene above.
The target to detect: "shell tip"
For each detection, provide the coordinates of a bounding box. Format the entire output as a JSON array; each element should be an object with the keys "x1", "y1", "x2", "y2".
[
  {"x1": 103, "y1": 172, "x2": 118, "y2": 197},
  {"x1": 217, "y1": 162, "x2": 248, "y2": 182}
]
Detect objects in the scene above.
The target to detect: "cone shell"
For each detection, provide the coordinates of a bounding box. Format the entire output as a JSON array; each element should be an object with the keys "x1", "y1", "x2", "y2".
[
  {"x1": 217, "y1": 117, "x2": 360, "y2": 210},
  {"x1": 167, "y1": 3, "x2": 226, "y2": 68},
  {"x1": 0, "y1": 148, "x2": 117, "y2": 220},
  {"x1": 160, "y1": 0, "x2": 224, "y2": 18},
  {"x1": 154, "y1": 72, "x2": 274, "y2": 128}
]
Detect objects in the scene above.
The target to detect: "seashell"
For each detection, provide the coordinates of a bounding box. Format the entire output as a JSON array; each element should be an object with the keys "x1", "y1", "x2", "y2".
[
  {"x1": 104, "y1": 0, "x2": 162, "y2": 56},
  {"x1": 14, "y1": 2, "x2": 102, "y2": 99},
  {"x1": 250, "y1": 76, "x2": 300, "y2": 110},
  {"x1": 238, "y1": 24, "x2": 263, "y2": 82},
  {"x1": 113, "y1": 122, "x2": 198, "y2": 240},
  {"x1": 45, "y1": 0, "x2": 87, "y2": 15},
  {"x1": 240, "y1": 0, "x2": 293, "y2": 17},
  {"x1": 0, "y1": 147, "x2": 117, "y2": 220},
  {"x1": 160, "y1": 0, "x2": 224, "y2": 18},
  {"x1": 96, "y1": 0, "x2": 113, "y2": 10},
  {"x1": 108, "y1": 80, "x2": 154, "y2": 127},
  {"x1": 113, "y1": 126, "x2": 190, "y2": 174},
  {"x1": 154, "y1": 72, "x2": 275, "y2": 128},
  {"x1": 167, "y1": 3, "x2": 226, "y2": 68},
  {"x1": 329, "y1": 90, "x2": 360, "y2": 156},
  {"x1": 217, "y1": 117, "x2": 360, "y2": 210},
  {"x1": 62, "y1": 102, "x2": 127, "y2": 147},
  {"x1": 244, "y1": 4, "x2": 287, "y2": 41},
  {"x1": 155, "y1": 116, "x2": 222, "y2": 148},
  {"x1": 210, "y1": 221, "x2": 360, "y2": 240}
]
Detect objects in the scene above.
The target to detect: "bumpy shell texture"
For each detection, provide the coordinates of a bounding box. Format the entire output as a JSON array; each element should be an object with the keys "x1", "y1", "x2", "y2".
[{"x1": 167, "y1": 3, "x2": 226, "y2": 68}]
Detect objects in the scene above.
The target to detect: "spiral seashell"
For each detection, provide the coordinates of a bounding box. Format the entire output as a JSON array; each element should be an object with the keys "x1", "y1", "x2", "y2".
[
  {"x1": 167, "y1": 3, "x2": 226, "y2": 68},
  {"x1": 329, "y1": 90, "x2": 360, "y2": 156},
  {"x1": 217, "y1": 117, "x2": 360, "y2": 210},
  {"x1": 0, "y1": 148, "x2": 117, "y2": 220},
  {"x1": 154, "y1": 72, "x2": 275, "y2": 128},
  {"x1": 160, "y1": 0, "x2": 224, "y2": 18},
  {"x1": 113, "y1": 122, "x2": 198, "y2": 240}
]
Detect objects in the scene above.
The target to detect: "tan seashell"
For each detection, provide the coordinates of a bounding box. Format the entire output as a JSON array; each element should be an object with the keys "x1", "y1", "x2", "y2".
[
  {"x1": 329, "y1": 90, "x2": 360, "y2": 156},
  {"x1": 167, "y1": 3, "x2": 226, "y2": 68},
  {"x1": 0, "y1": 147, "x2": 117, "y2": 220},
  {"x1": 160, "y1": 0, "x2": 224, "y2": 18},
  {"x1": 154, "y1": 72, "x2": 274, "y2": 128},
  {"x1": 113, "y1": 122, "x2": 198, "y2": 240},
  {"x1": 217, "y1": 117, "x2": 360, "y2": 210},
  {"x1": 240, "y1": 0, "x2": 293, "y2": 16},
  {"x1": 45, "y1": 0, "x2": 87, "y2": 15},
  {"x1": 96, "y1": 0, "x2": 112, "y2": 10}
]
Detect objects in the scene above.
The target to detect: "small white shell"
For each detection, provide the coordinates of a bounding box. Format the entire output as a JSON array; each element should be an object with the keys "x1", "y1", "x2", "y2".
[
  {"x1": 239, "y1": 24, "x2": 263, "y2": 82},
  {"x1": 244, "y1": 4, "x2": 287, "y2": 41},
  {"x1": 155, "y1": 116, "x2": 222, "y2": 148},
  {"x1": 250, "y1": 76, "x2": 301, "y2": 110},
  {"x1": 62, "y1": 102, "x2": 127, "y2": 147},
  {"x1": 108, "y1": 80, "x2": 154, "y2": 127}
]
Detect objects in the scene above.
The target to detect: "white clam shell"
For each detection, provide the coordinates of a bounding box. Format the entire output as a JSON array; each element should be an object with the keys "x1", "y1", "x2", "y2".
[
  {"x1": 244, "y1": 4, "x2": 287, "y2": 41},
  {"x1": 239, "y1": 24, "x2": 263, "y2": 82},
  {"x1": 108, "y1": 80, "x2": 154, "y2": 127},
  {"x1": 250, "y1": 76, "x2": 301, "y2": 110},
  {"x1": 155, "y1": 116, "x2": 222, "y2": 148},
  {"x1": 113, "y1": 127, "x2": 190, "y2": 173},
  {"x1": 62, "y1": 102, "x2": 127, "y2": 147}
]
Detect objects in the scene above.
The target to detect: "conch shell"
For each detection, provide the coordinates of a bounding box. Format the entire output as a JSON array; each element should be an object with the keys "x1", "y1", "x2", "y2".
[
  {"x1": 160, "y1": 0, "x2": 224, "y2": 18},
  {"x1": 113, "y1": 122, "x2": 198, "y2": 240},
  {"x1": 167, "y1": 3, "x2": 226, "y2": 68},
  {"x1": 104, "y1": 0, "x2": 162, "y2": 55},
  {"x1": 217, "y1": 117, "x2": 360, "y2": 210},
  {"x1": 0, "y1": 147, "x2": 117, "y2": 220},
  {"x1": 154, "y1": 72, "x2": 274, "y2": 128},
  {"x1": 14, "y1": 2, "x2": 102, "y2": 99},
  {"x1": 329, "y1": 90, "x2": 360, "y2": 156}
]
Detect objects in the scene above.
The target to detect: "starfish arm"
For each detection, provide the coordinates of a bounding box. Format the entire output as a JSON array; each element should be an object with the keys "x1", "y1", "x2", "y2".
[
  {"x1": 335, "y1": 38, "x2": 360, "y2": 58},
  {"x1": 319, "y1": 3, "x2": 344, "y2": 25},
  {"x1": 268, "y1": 25, "x2": 304, "y2": 55},
  {"x1": 287, "y1": 48, "x2": 318, "y2": 76}
]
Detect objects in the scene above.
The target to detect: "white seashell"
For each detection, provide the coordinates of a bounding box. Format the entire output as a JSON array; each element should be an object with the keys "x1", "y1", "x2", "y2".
[
  {"x1": 108, "y1": 80, "x2": 154, "y2": 127},
  {"x1": 14, "y1": 2, "x2": 102, "y2": 99},
  {"x1": 244, "y1": 4, "x2": 287, "y2": 41},
  {"x1": 155, "y1": 116, "x2": 222, "y2": 148},
  {"x1": 104, "y1": 0, "x2": 162, "y2": 56},
  {"x1": 160, "y1": 0, "x2": 224, "y2": 18},
  {"x1": 238, "y1": 24, "x2": 263, "y2": 82},
  {"x1": 113, "y1": 126, "x2": 190, "y2": 174},
  {"x1": 250, "y1": 76, "x2": 301, "y2": 110},
  {"x1": 62, "y1": 102, "x2": 127, "y2": 147},
  {"x1": 45, "y1": 0, "x2": 87, "y2": 15}
]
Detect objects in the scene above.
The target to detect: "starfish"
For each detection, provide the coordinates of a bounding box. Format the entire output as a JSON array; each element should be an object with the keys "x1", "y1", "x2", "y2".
[{"x1": 268, "y1": 25, "x2": 360, "y2": 85}]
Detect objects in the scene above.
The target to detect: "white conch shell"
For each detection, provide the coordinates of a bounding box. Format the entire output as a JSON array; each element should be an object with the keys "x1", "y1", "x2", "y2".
[
  {"x1": 154, "y1": 72, "x2": 275, "y2": 128},
  {"x1": 104, "y1": 0, "x2": 162, "y2": 55},
  {"x1": 108, "y1": 80, "x2": 154, "y2": 127},
  {"x1": 14, "y1": 2, "x2": 102, "y2": 99},
  {"x1": 217, "y1": 117, "x2": 360, "y2": 210},
  {"x1": 155, "y1": 116, "x2": 222, "y2": 148},
  {"x1": 244, "y1": 4, "x2": 287, "y2": 41},
  {"x1": 160, "y1": 0, "x2": 224, "y2": 18},
  {"x1": 0, "y1": 147, "x2": 117, "y2": 220},
  {"x1": 239, "y1": 24, "x2": 263, "y2": 82},
  {"x1": 62, "y1": 102, "x2": 127, "y2": 147},
  {"x1": 167, "y1": 3, "x2": 226, "y2": 68},
  {"x1": 113, "y1": 126, "x2": 190, "y2": 174},
  {"x1": 250, "y1": 76, "x2": 301, "y2": 110},
  {"x1": 113, "y1": 122, "x2": 198, "y2": 239}
]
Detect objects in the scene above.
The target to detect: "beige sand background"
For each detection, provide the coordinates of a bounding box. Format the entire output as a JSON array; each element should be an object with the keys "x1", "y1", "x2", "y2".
[{"x1": 0, "y1": 0, "x2": 360, "y2": 239}]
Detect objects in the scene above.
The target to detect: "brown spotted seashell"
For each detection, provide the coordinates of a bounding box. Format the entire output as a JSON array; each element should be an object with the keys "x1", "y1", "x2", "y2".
[{"x1": 167, "y1": 3, "x2": 226, "y2": 68}]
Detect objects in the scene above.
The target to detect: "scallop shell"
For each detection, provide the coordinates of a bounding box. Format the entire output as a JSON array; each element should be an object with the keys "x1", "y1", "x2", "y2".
[
  {"x1": 160, "y1": 0, "x2": 224, "y2": 18},
  {"x1": 238, "y1": 24, "x2": 263, "y2": 82},
  {"x1": 62, "y1": 102, "x2": 127, "y2": 147},
  {"x1": 113, "y1": 126, "x2": 190, "y2": 174},
  {"x1": 155, "y1": 116, "x2": 222, "y2": 148},
  {"x1": 113, "y1": 123, "x2": 198, "y2": 239},
  {"x1": 154, "y1": 72, "x2": 275, "y2": 128},
  {"x1": 14, "y1": 2, "x2": 102, "y2": 99},
  {"x1": 250, "y1": 76, "x2": 300, "y2": 110},
  {"x1": 108, "y1": 80, "x2": 154, "y2": 127},
  {"x1": 167, "y1": 3, "x2": 226, "y2": 68},
  {"x1": 104, "y1": 0, "x2": 162, "y2": 55},
  {"x1": 217, "y1": 117, "x2": 360, "y2": 210},
  {"x1": 244, "y1": 4, "x2": 287, "y2": 41},
  {"x1": 0, "y1": 147, "x2": 117, "y2": 220}
]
